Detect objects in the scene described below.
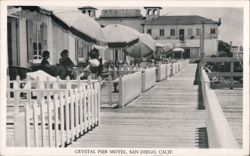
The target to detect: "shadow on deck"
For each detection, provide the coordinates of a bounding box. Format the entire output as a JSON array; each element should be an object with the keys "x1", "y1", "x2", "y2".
[{"x1": 195, "y1": 127, "x2": 208, "y2": 148}]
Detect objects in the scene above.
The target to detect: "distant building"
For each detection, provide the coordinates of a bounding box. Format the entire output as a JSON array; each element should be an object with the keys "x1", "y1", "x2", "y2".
[
  {"x1": 231, "y1": 46, "x2": 243, "y2": 58},
  {"x1": 80, "y1": 6, "x2": 221, "y2": 62},
  {"x1": 143, "y1": 7, "x2": 220, "y2": 61}
]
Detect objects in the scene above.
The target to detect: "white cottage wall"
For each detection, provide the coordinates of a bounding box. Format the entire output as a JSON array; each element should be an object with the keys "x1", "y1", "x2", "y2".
[
  {"x1": 19, "y1": 18, "x2": 29, "y2": 68},
  {"x1": 68, "y1": 34, "x2": 77, "y2": 65}
]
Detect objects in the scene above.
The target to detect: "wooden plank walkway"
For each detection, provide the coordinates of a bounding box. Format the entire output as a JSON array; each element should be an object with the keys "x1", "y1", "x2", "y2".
[
  {"x1": 69, "y1": 64, "x2": 208, "y2": 148},
  {"x1": 215, "y1": 89, "x2": 243, "y2": 148}
]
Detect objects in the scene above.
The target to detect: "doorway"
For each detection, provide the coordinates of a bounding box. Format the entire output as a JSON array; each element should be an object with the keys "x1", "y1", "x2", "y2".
[
  {"x1": 183, "y1": 48, "x2": 191, "y2": 59},
  {"x1": 179, "y1": 29, "x2": 185, "y2": 41}
]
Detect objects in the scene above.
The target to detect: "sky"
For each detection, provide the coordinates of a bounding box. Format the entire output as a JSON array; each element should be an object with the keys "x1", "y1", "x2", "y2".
[{"x1": 44, "y1": 6, "x2": 244, "y2": 46}]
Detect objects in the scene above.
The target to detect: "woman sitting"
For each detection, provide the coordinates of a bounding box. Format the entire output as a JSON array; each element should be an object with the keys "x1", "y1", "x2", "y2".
[
  {"x1": 84, "y1": 48, "x2": 103, "y2": 79},
  {"x1": 40, "y1": 50, "x2": 65, "y2": 79}
]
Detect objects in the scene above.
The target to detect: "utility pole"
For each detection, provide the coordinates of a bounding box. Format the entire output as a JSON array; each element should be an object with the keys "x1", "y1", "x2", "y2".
[
  {"x1": 198, "y1": 20, "x2": 205, "y2": 84},
  {"x1": 200, "y1": 20, "x2": 205, "y2": 59}
]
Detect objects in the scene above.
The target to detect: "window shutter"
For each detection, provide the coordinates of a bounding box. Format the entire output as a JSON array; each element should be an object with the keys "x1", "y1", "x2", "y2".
[
  {"x1": 41, "y1": 23, "x2": 48, "y2": 50},
  {"x1": 26, "y1": 19, "x2": 33, "y2": 63}
]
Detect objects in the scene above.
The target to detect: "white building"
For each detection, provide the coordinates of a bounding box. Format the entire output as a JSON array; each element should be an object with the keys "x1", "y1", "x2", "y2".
[
  {"x1": 143, "y1": 7, "x2": 220, "y2": 62},
  {"x1": 83, "y1": 6, "x2": 221, "y2": 62}
]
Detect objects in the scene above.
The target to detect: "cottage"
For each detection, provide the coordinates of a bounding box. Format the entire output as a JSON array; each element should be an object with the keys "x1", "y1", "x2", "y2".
[{"x1": 7, "y1": 6, "x2": 94, "y2": 77}]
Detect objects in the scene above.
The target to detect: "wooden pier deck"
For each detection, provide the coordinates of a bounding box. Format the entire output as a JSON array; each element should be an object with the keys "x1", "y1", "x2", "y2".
[
  {"x1": 215, "y1": 89, "x2": 243, "y2": 148},
  {"x1": 69, "y1": 64, "x2": 208, "y2": 148}
]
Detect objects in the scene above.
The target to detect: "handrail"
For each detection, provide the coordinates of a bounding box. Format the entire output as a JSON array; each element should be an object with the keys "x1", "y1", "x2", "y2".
[{"x1": 200, "y1": 69, "x2": 239, "y2": 148}]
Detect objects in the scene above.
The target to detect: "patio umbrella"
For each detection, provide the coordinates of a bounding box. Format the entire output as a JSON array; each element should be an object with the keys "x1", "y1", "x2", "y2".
[
  {"x1": 102, "y1": 24, "x2": 139, "y2": 48},
  {"x1": 156, "y1": 42, "x2": 174, "y2": 52},
  {"x1": 155, "y1": 42, "x2": 165, "y2": 48},
  {"x1": 171, "y1": 47, "x2": 185, "y2": 59},
  {"x1": 163, "y1": 43, "x2": 175, "y2": 53},
  {"x1": 53, "y1": 11, "x2": 105, "y2": 42},
  {"x1": 172, "y1": 47, "x2": 185, "y2": 52},
  {"x1": 124, "y1": 33, "x2": 156, "y2": 58}
]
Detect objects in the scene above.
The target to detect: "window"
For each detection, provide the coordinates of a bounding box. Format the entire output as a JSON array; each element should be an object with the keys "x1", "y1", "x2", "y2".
[
  {"x1": 170, "y1": 29, "x2": 175, "y2": 36},
  {"x1": 76, "y1": 39, "x2": 92, "y2": 62},
  {"x1": 33, "y1": 42, "x2": 42, "y2": 60},
  {"x1": 160, "y1": 29, "x2": 164, "y2": 36},
  {"x1": 210, "y1": 28, "x2": 216, "y2": 34},
  {"x1": 187, "y1": 29, "x2": 193, "y2": 36},
  {"x1": 147, "y1": 29, "x2": 152, "y2": 35},
  {"x1": 196, "y1": 28, "x2": 201, "y2": 36},
  {"x1": 26, "y1": 19, "x2": 47, "y2": 63}
]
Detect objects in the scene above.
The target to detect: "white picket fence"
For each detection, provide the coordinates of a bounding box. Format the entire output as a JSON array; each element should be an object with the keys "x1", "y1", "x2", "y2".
[
  {"x1": 200, "y1": 69, "x2": 239, "y2": 148},
  {"x1": 141, "y1": 67, "x2": 156, "y2": 92},
  {"x1": 118, "y1": 71, "x2": 142, "y2": 108},
  {"x1": 166, "y1": 63, "x2": 172, "y2": 78},
  {"x1": 7, "y1": 76, "x2": 101, "y2": 147},
  {"x1": 116, "y1": 60, "x2": 190, "y2": 108},
  {"x1": 156, "y1": 60, "x2": 189, "y2": 82},
  {"x1": 156, "y1": 64, "x2": 167, "y2": 81}
]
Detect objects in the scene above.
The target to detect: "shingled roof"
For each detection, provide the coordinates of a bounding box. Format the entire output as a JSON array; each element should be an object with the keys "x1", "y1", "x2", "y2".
[{"x1": 145, "y1": 15, "x2": 218, "y2": 25}]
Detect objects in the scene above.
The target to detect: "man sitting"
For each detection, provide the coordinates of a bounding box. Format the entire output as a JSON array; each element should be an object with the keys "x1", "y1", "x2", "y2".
[{"x1": 59, "y1": 49, "x2": 76, "y2": 79}]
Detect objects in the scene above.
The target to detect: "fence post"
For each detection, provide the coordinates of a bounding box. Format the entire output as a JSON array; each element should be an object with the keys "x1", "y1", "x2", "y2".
[
  {"x1": 118, "y1": 75, "x2": 124, "y2": 108},
  {"x1": 87, "y1": 76, "x2": 92, "y2": 130},
  {"x1": 141, "y1": 71, "x2": 145, "y2": 92},
  {"x1": 66, "y1": 76, "x2": 71, "y2": 89},
  {"x1": 97, "y1": 79, "x2": 101, "y2": 125},
  {"x1": 230, "y1": 62, "x2": 234, "y2": 83},
  {"x1": 108, "y1": 74, "x2": 112, "y2": 106},
  {"x1": 14, "y1": 76, "x2": 20, "y2": 113},
  {"x1": 14, "y1": 111, "x2": 25, "y2": 146},
  {"x1": 171, "y1": 63, "x2": 173, "y2": 76},
  {"x1": 26, "y1": 76, "x2": 31, "y2": 101},
  {"x1": 77, "y1": 75, "x2": 81, "y2": 88}
]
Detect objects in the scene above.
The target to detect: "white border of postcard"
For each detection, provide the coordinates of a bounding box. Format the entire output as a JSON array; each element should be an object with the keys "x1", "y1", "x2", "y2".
[{"x1": 0, "y1": 0, "x2": 249, "y2": 156}]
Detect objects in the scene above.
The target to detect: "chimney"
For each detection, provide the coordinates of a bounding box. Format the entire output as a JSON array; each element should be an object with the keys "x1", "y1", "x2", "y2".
[
  {"x1": 144, "y1": 6, "x2": 162, "y2": 21},
  {"x1": 78, "y1": 6, "x2": 97, "y2": 18}
]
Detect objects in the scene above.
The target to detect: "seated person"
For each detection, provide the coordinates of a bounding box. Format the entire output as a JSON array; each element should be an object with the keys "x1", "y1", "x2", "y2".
[
  {"x1": 40, "y1": 51, "x2": 65, "y2": 78},
  {"x1": 59, "y1": 49, "x2": 76, "y2": 79},
  {"x1": 83, "y1": 48, "x2": 102, "y2": 79}
]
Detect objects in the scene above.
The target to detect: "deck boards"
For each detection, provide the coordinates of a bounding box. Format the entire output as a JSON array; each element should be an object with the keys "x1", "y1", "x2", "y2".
[
  {"x1": 215, "y1": 89, "x2": 243, "y2": 148},
  {"x1": 7, "y1": 63, "x2": 243, "y2": 148},
  {"x1": 69, "y1": 64, "x2": 208, "y2": 148}
]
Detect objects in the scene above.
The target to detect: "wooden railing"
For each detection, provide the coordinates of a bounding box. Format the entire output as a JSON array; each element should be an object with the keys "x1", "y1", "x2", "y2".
[
  {"x1": 200, "y1": 68, "x2": 239, "y2": 148},
  {"x1": 7, "y1": 76, "x2": 101, "y2": 147},
  {"x1": 118, "y1": 71, "x2": 142, "y2": 108},
  {"x1": 203, "y1": 57, "x2": 243, "y2": 89},
  {"x1": 141, "y1": 67, "x2": 156, "y2": 92}
]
